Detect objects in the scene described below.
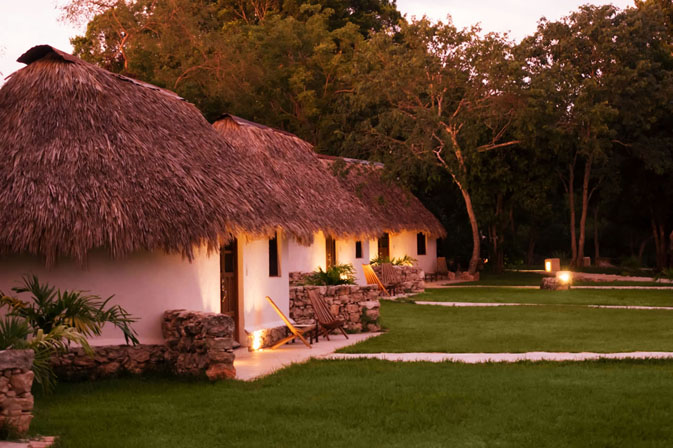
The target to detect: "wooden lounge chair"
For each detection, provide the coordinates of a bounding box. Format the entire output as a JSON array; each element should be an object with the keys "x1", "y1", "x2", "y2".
[
  {"x1": 380, "y1": 263, "x2": 402, "y2": 295},
  {"x1": 306, "y1": 289, "x2": 349, "y2": 341},
  {"x1": 265, "y1": 296, "x2": 313, "y2": 350},
  {"x1": 362, "y1": 263, "x2": 390, "y2": 296},
  {"x1": 427, "y1": 257, "x2": 449, "y2": 281}
]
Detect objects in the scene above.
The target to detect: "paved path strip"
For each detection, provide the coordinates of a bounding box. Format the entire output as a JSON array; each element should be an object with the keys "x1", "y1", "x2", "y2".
[
  {"x1": 324, "y1": 351, "x2": 673, "y2": 363},
  {"x1": 414, "y1": 301, "x2": 673, "y2": 310}
]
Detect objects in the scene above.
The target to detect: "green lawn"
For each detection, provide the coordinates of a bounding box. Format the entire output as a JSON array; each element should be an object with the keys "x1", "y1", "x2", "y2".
[
  {"x1": 454, "y1": 270, "x2": 673, "y2": 287},
  {"x1": 33, "y1": 359, "x2": 673, "y2": 447},
  {"x1": 415, "y1": 287, "x2": 673, "y2": 307},
  {"x1": 338, "y1": 301, "x2": 673, "y2": 353}
]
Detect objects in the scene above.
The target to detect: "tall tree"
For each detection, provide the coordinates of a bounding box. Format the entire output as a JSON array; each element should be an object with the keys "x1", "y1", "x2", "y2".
[{"x1": 347, "y1": 19, "x2": 522, "y2": 274}]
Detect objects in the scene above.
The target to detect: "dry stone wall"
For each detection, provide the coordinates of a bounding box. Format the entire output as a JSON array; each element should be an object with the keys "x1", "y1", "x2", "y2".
[
  {"x1": 0, "y1": 350, "x2": 34, "y2": 435},
  {"x1": 290, "y1": 285, "x2": 381, "y2": 333},
  {"x1": 372, "y1": 265, "x2": 425, "y2": 293},
  {"x1": 53, "y1": 310, "x2": 235, "y2": 381}
]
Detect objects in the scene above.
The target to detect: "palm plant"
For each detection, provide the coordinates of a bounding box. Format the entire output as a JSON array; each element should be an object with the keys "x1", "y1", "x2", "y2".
[
  {"x1": 1, "y1": 275, "x2": 138, "y2": 345},
  {"x1": 0, "y1": 275, "x2": 139, "y2": 391},
  {"x1": 0, "y1": 316, "x2": 91, "y2": 391},
  {"x1": 304, "y1": 264, "x2": 356, "y2": 285}
]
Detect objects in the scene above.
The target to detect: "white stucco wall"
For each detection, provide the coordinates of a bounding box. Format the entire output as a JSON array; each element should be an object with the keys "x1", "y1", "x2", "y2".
[
  {"x1": 335, "y1": 237, "x2": 370, "y2": 286},
  {"x1": 389, "y1": 231, "x2": 437, "y2": 274},
  {"x1": 0, "y1": 248, "x2": 220, "y2": 346},
  {"x1": 286, "y1": 231, "x2": 327, "y2": 274},
  {"x1": 238, "y1": 233, "x2": 290, "y2": 337}
]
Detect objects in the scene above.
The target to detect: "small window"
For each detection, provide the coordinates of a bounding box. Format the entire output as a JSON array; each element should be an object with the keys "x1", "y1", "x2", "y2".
[
  {"x1": 355, "y1": 241, "x2": 363, "y2": 259},
  {"x1": 269, "y1": 232, "x2": 280, "y2": 277},
  {"x1": 417, "y1": 232, "x2": 427, "y2": 256}
]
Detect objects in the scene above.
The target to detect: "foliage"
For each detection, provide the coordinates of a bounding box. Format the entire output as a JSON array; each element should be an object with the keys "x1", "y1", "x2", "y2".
[
  {"x1": 0, "y1": 316, "x2": 91, "y2": 391},
  {"x1": 1, "y1": 275, "x2": 138, "y2": 345},
  {"x1": 369, "y1": 255, "x2": 417, "y2": 266},
  {"x1": 304, "y1": 264, "x2": 355, "y2": 285},
  {"x1": 0, "y1": 275, "x2": 138, "y2": 391}
]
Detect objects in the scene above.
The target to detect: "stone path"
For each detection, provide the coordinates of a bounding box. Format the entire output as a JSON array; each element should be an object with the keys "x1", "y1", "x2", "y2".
[
  {"x1": 234, "y1": 332, "x2": 378, "y2": 381},
  {"x1": 414, "y1": 301, "x2": 673, "y2": 310},
  {"x1": 0, "y1": 437, "x2": 56, "y2": 448},
  {"x1": 324, "y1": 351, "x2": 673, "y2": 363}
]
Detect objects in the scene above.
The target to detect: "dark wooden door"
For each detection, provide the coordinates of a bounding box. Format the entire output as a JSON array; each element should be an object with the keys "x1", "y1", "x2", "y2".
[
  {"x1": 220, "y1": 239, "x2": 239, "y2": 341},
  {"x1": 326, "y1": 236, "x2": 336, "y2": 269},
  {"x1": 378, "y1": 233, "x2": 390, "y2": 259}
]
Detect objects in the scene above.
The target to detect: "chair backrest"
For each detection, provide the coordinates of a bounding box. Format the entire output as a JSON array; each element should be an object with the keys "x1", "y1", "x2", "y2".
[
  {"x1": 380, "y1": 262, "x2": 399, "y2": 285},
  {"x1": 265, "y1": 296, "x2": 299, "y2": 332},
  {"x1": 437, "y1": 257, "x2": 449, "y2": 274},
  {"x1": 362, "y1": 264, "x2": 389, "y2": 295},
  {"x1": 307, "y1": 289, "x2": 337, "y2": 325}
]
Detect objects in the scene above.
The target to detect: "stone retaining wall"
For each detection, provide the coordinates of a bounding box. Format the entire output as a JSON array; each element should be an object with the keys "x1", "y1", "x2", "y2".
[
  {"x1": 290, "y1": 285, "x2": 381, "y2": 333},
  {"x1": 0, "y1": 350, "x2": 34, "y2": 435},
  {"x1": 372, "y1": 265, "x2": 425, "y2": 293},
  {"x1": 52, "y1": 310, "x2": 235, "y2": 381}
]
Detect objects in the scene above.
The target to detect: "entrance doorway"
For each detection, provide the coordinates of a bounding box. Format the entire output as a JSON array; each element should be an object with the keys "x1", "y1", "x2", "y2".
[
  {"x1": 378, "y1": 233, "x2": 390, "y2": 259},
  {"x1": 326, "y1": 236, "x2": 336, "y2": 269},
  {"x1": 220, "y1": 239, "x2": 239, "y2": 341}
]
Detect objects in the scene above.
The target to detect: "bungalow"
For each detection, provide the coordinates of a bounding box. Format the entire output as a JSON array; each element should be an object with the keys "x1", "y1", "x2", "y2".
[
  {"x1": 0, "y1": 45, "x2": 338, "y2": 347},
  {"x1": 320, "y1": 156, "x2": 446, "y2": 275},
  {"x1": 212, "y1": 114, "x2": 446, "y2": 286}
]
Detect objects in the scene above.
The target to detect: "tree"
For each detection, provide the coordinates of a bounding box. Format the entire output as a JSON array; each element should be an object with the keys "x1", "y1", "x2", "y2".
[{"x1": 347, "y1": 19, "x2": 521, "y2": 274}]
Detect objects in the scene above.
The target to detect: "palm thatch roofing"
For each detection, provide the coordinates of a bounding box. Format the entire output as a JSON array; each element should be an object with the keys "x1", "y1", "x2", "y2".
[
  {"x1": 319, "y1": 155, "x2": 446, "y2": 238},
  {"x1": 212, "y1": 114, "x2": 382, "y2": 239},
  {"x1": 0, "y1": 45, "x2": 316, "y2": 265}
]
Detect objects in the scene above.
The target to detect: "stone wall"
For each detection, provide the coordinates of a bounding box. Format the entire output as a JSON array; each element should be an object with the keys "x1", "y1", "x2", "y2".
[
  {"x1": 290, "y1": 285, "x2": 381, "y2": 333},
  {"x1": 372, "y1": 265, "x2": 425, "y2": 293},
  {"x1": 0, "y1": 350, "x2": 34, "y2": 435},
  {"x1": 52, "y1": 310, "x2": 235, "y2": 381},
  {"x1": 289, "y1": 272, "x2": 312, "y2": 287}
]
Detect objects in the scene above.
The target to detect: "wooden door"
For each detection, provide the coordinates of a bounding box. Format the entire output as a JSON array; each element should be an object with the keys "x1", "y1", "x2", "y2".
[
  {"x1": 378, "y1": 233, "x2": 390, "y2": 260},
  {"x1": 220, "y1": 239, "x2": 239, "y2": 341},
  {"x1": 326, "y1": 236, "x2": 336, "y2": 269}
]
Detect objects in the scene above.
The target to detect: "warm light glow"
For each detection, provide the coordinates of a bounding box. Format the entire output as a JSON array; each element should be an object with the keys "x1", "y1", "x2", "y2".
[
  {"x1": 557, "y1": 271, "x2": 572, "y2": 284},
  {"x1": 545, "y1": 261, "x2": 552, "y2": 272},
  {"x1": 251, "y1": 330, "x2": 264, "y2": 351}
]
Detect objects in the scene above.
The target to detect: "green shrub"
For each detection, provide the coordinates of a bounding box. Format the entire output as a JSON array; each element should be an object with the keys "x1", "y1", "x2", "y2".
[
  {"x1": 0, "y1": 275, "x2": 138, "y2": 390},
  {"x1": 369, "y1": 255, "x2": 417, "y2": 266},
  {"x1": 304, "y1": 264, "x2": 356, "y2": 285}
]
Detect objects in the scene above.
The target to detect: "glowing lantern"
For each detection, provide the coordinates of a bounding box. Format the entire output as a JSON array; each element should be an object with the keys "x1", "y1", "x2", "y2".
[{"x1": 556, "y1": 271, "x2": 572, "y2": 285}]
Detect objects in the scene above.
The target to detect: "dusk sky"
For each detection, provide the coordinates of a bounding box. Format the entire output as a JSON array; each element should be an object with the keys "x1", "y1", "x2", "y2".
[{"x1": 1, "y1": 0, "x2": 634, "y2": 82}]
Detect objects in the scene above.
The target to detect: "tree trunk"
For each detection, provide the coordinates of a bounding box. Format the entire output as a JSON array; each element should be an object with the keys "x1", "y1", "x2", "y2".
[
  {"x1": 458, "y1": 186, "x2": 481, "y2": 275},
  {"x1": 526, "y1": 231, "x2": 537, "y2": 266},
  {"x1": 593, "y1": 205, "x2": 600, "y2": 265},
  {"x1": 652, "y1": 218, "x2": 667, "y2": 270},
  {"x1": 638, "y1": 236, "x2": 651, "y2": 266},
  {"x1": 568, "y1": 162, "x2": 577, "y2": 266},
  {"x1": 577, "y1": 156, "x2": 592, "y2": 267}
]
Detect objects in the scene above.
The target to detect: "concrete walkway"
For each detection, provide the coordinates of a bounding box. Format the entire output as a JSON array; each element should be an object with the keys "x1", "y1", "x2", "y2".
[
  {"x1": 233, "y1": 333, "x2": 379, "y2": 381},
  {"x1": 414, "y1": 301, "x2": 673, "y2": 311},
  {"x1": 324, "y1": 351, "x2": 673, "y2": 363}
]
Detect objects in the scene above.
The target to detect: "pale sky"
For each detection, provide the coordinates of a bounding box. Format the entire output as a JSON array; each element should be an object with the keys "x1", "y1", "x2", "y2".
[{"x1": 0, "y1": 0, "x2": 634, "y2": 82}]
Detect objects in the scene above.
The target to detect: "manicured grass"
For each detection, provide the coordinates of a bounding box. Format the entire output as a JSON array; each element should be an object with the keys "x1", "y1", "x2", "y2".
[
  {"x1": 456, "y1": 270, "x2": 546, "y2": 286},
  {"x1": 339, "y1": 301, "x2": 673, "y2": 353},
  {"x1": 32, "y1": 359, "x2": 673, "y2": 447},
  {"x1": 415, "y1": 287, "x2": 673, "y2": 307},
  {"x1": 454, "y1": 270, "x2": 673, "y2": 287}
]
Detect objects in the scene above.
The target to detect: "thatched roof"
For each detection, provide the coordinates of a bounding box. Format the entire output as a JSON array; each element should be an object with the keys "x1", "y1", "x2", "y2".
[
  {"x1": 0, "y1": 45, "x2": 304, "y2": 265},
  {"x1": 212, "y1": 114, "x2": 382, "y2": 239},
  {"x1": 319, "y1": 155, "x2": 446, "y2": 238}
]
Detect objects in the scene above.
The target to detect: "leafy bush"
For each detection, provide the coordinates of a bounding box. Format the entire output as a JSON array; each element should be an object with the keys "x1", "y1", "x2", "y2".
[
  {"x1": 369, "y1": 255, "x2": 417, "y2": 266},
  {"x1": 304, "y1": 264, "x2": 356, "y2": 285},
  {"x1": 0, "y1": 275, "x2": 138, "y2": 390}
]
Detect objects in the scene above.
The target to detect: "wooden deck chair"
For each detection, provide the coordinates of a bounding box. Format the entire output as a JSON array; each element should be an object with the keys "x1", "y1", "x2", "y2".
[
  {"x1": 265, "y1": 296, "x2": 312, "y2": 350},
  {"x1": 436, "y1": 257, "x2": 449, "y2": 280},
  {"x1": 362, "y1": 264, "x2": 389, "y2": 296},
  {"x1": 306, "y1": 289, "x2": 349, "y2": 341},
  {"x1": 380, "y1": 263, "x2": 401, "y2": 295}
]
